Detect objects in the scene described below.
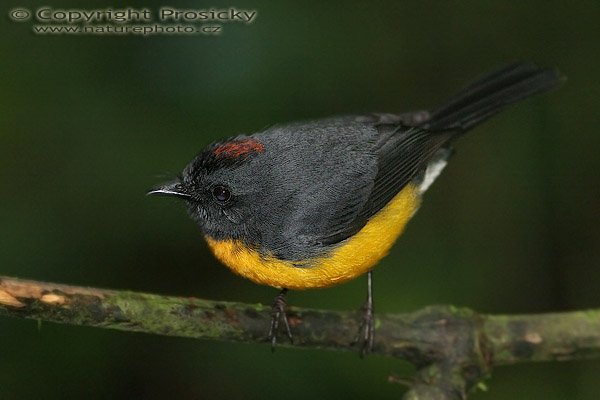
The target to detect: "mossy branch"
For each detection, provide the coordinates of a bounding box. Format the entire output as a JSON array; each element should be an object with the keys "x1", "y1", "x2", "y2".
[{"x1": 1, "y1": 276, "x2": 599, "y2": 399}]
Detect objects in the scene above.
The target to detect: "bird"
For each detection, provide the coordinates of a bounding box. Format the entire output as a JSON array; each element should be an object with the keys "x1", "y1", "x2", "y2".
[{"x1": 148, "y1": 62, "x2": 563, "y2": 355}]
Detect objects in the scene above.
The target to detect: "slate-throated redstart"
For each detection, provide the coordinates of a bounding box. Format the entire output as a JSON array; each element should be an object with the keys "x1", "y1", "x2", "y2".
[{"x1": 149, "y1": 63, "x2": 563, "y2": 355}]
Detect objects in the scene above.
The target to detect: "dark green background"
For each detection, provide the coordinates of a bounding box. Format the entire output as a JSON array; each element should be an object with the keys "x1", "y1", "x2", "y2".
[{"x1": 1, "y1": 1, "x2": 599, "y2": 399}]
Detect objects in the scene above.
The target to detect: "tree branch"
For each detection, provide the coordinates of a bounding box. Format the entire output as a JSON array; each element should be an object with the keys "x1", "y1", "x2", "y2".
[{"x1": 1, "y1": 276, "x2": 599, "y2": 399}]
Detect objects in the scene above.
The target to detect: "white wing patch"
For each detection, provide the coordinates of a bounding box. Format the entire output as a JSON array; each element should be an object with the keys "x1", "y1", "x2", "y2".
[{"x1": 419, "y1": 157, "x2": 448, "y2": 194}]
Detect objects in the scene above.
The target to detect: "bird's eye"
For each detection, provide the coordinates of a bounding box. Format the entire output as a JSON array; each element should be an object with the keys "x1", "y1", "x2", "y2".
[{"x1": 212, "y1": 185, "x2": 231, "y2": 203}]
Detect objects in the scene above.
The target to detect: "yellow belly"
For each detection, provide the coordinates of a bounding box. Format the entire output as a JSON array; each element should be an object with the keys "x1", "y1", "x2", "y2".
[{"x1": 205, "y1": 184, "x2": 421, "y2": 290}]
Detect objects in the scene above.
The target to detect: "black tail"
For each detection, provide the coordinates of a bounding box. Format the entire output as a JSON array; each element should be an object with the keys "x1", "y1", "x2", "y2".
[{"x1": 424, "y1": 62, "x2": 564, "y2": 132}]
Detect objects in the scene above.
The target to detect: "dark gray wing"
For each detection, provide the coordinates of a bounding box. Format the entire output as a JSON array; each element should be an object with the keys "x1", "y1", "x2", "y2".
[
  {"x1": 315, "y1": 63, "x2": 563, "y2": 246},
  {"x1": 317, "y1": 113, "x2": 452, "y2": 246}
]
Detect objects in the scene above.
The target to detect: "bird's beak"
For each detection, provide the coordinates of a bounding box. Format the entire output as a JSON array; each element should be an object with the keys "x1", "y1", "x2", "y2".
[{"x1": 147, "y1": 181, "x2": 191, "y2": 199}]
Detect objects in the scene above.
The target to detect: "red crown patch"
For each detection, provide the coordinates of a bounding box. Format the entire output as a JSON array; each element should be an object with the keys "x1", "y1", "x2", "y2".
[{"x1": 212, "y1": 138, "x2": 265, "y2": 159}]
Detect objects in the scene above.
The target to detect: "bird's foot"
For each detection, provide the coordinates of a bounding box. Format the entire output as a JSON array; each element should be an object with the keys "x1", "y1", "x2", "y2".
[
  {"x1": 353, "y1": 271, "x2": 375, "y2": 357},
  {"x1": 267, "y1": 288, "x2": 293, "y2": 351},
  {"x1": 355, "y1": 298, "x2": 375, "y2": 357}
]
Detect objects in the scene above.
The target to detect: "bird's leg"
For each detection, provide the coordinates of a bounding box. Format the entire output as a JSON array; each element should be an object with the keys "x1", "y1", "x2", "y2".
[
  {"x1": 268, "y1": 288, "x2": 293, "y2": 351},
  {"x1": 356, "y1": 271, "x2": 375, "y2": 357}
]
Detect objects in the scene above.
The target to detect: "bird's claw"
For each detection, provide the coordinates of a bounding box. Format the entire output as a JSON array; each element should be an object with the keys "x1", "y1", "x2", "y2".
[
  {"x1": 355, "y1": 299, "x2": 375, "y2": 357},
  {"x1": 267, "y1": 289, "x2": 293, "y2": 351}
]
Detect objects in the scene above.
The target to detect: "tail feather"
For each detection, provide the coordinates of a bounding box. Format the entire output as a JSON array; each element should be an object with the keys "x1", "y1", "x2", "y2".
[{"x1": 424, "y1": 62, "x2": 564, "y2": 132}]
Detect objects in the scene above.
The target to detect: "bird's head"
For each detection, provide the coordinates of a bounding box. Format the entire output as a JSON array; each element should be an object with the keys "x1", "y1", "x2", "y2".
[{"x1": 148, "y1": 136, "x2": 266, "y2": 242}]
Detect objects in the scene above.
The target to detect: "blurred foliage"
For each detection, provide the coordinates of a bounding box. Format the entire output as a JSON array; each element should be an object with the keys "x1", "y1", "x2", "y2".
[{"x1": 1, "y1": 0, "x2": 599, "y2": 399}]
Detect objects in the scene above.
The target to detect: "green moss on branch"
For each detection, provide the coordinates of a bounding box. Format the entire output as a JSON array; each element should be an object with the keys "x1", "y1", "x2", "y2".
[{"x1": 1, "y1": 276, "x2": 599, "y2": 400}]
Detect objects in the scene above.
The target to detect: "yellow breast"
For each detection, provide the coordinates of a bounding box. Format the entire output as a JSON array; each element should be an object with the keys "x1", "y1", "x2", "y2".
[{"x1": 205, "y1": 184, "x2": 421, "y2": 290}]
